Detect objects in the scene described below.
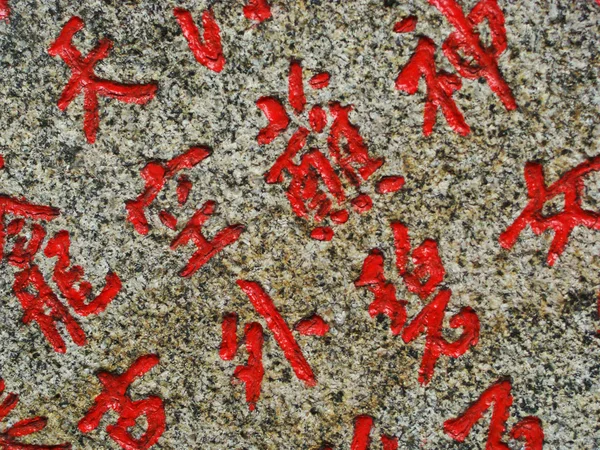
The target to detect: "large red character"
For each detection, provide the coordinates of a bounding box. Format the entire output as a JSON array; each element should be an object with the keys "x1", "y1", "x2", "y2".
[
  {"x1": 48, "y1": 17, "x2": 158, "y2": 144},
  {"x1": 0, "y1": 378, "x2": 71, "y2": 449},
  {"x1": 78, "y1": 355, "x2": 165, "y2": 450},
  {"x1": 499, "y1": 156, "x2": 600, "y2": 266},
  {"x1": 444, "y1": 379, "x2": 544, "y2": 449}
]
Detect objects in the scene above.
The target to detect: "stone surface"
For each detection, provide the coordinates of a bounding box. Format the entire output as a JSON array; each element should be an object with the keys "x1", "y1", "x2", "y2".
[{"x1": 0, "y1": 0, "x2": 598, "y2": 448}]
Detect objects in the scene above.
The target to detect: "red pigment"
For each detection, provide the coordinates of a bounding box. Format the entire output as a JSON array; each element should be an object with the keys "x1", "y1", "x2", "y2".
[
  {"x1": 170, "y1": 201, "x2": 244, "y2": 277},
  {"x1": 444, "y1": 379, "x2": 543, "y2": 450},
  {"x1": 13, "y1": 265, "x2": 86, "y2": 353},
  {"x1": 309, "y1": 72, "x2": 331, "y2": 89},
  {"x1": 376, "y1": 176, "x2": 405, "y2": 194},
  {"x1": 48, "y1": 17, "x2": 158, "y2": 144},
  {"x1": 294, "y1": 314, "x2": 329, "y2": 336},
  {"x1": 351, "y1": 415, "x2": 373, "y2": 450},
  {"x1": 78, "y1": 354, "x2": 165, "y2": 450},
  {"x1": 330, "y1": 209, "x2": 349, "y2": 224},
  {"x1": 394, "y1": 16, "x2": 418, "y2": 33},
  {"x1": 429, "y1": 0, "x2": 516, "y2": 110},
  {"x1": 396, "y1": 36, "x2": 469, "y2": 136},
  {"x1": 44, "y1": 230, "x2": 122, "y2": 316},
  {"x1": 351, "y1": 194, "x2": 373, "y2": 214},
  {"x1": 6, "y1": 223, "x2": 46, "y2": 268},
  {"x1": 311, "y1": 226, "x2": 334, "y2": 241},
  {"x1": 392, "y1": 222, "x2": 445, "y2": 300},
  {"x1": 237, "y1": 280, "x2": 317, "y2": 386},
  {"x1": 173, "y1": 9, "x2": 225, "y2": 73},
  {"x1": 0, "y1": 1, "x2": 8, "y2": 20},
  {"x1": 0, "y1": 378, "x2": 71, "y2": 449},
  {"x1": 256, "y1": 96, "x2": 290, "y2": 145},
  {"x1": 499, "y1": 156, "x2": 600, "y2": 266},
  {"x1": 159, "y1": 211, "x2": 178, "y2": 230},
  {"x1": 355, "y1": 249, "x2": 407, "y2": 335},
  {"x1": 381, "y1": 435, "x2": 399, "y2": 450},
  {"x1": 289, "y1": 60, "x2": 306, "y2": 114},
  {"x1": 220, "y1": 312, "x2": 238, "y2": 361},
  {"x1": 176, "y1": 175, "x2": 192, "y2": 205},
  {"x1": 233, "y1": 322, "x2": 264, "y2": 411},
  {"x1": 0, "y1": 155, "x2": 4, "y2": 169},
  {"x1": 243, "y1": 0, "x2": 272, "y2": 23},
  {"x1": 126, "y1": 146, "x2": 211, "y2": 235},
  {"x1": 328, "y1": 102, "x2": 384, "y2": 185},
  {"x1": 402, "y1": 289, "x2": 480, "y2": 384},
  {"x1": 309, "y1": 105, "x2": 327, "y2": 133}
]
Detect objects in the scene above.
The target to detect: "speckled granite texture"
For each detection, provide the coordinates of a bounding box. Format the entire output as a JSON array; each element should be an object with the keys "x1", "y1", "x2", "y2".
[{"x1": 0, "y1": 0, "x2": 599, "y2": 448}]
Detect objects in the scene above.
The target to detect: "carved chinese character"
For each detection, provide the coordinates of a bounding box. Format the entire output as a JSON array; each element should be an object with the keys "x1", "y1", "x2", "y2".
[
  {"x1": 48, "y1": 17, "x2": 158, "y2": 143},
  {"x1": 79, "y1": 355, "x2": 166, "y2": 450}
]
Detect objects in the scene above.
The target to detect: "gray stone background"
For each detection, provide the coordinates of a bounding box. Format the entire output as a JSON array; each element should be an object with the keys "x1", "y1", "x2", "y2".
[{"x1": 0, "y1": 0, "x2": 599, "y2": 448}]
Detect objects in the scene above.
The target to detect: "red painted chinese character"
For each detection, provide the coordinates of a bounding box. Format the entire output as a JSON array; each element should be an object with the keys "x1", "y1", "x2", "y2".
[
  {"x1": 220, "y1": 282, "x2": 328, "y2": 409},
  {"x1": 356, "y1": 222, "x2": 479, "y2": 384},
  {"x1": 243, "y1": 0, "x2": 272, "y2": 23},
  {"x1": 78, "y1": 354, "x2": 166, "y2": 450},
  {"x1": 0, "y1": 378, "x2": 71, "y2": 449},
  {"x1": 258, "y1": 60, "x2": 396, "y2": 239},
  {"x1": 444, "y1": 379, "x2": 544, "y2": 449},
  {"x1": 429, "y1": 0, "x2": 516, "y2": 111},
  {"x1": 48, "y1": 17, "x2": 158, "y2": 144},
  {"x1": 173, "y1": 8, "x2": 225, "y2": 72},
  {"x1": 499, "y1": 156, "x2": 600, "y2": 266},
  {"x1": 395, "y1": 37, "x2": 469, "y2": 136}
]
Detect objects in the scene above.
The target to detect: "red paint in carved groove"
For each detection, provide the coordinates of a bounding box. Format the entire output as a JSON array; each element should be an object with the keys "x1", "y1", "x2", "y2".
[
  {"x1": 0, "y1": 155, "x2": 4, "y2": 169},
  {"x1": 44, "y1": 230, "x2": 121, "y2": 316},
  {"x1": 351, "y1": 415, "x2": 373, "y2": 450},
  {"x1": 289, "y1": 60, "x2": 306, "y2": 114},
  {"x1": 6, "y1": 223, "x2": 46, "y2": 268},
  {"x1": 173, "y1": 8, "x2": 225, "y2": 73},
  {"x1": 244, "y1": 0, "x2": 272, "y2": 23},
  {"x1": 309, "y1": 105, "x2": 327, "y2": 133},
  {"x1": 309, "y1": 72, "x2": 331, "y2": 89},
  {"x1": 48, "y1": 17, "x2": 157, "y2": 144},
  {"x1": 13, "y1": 265, "x2": 86, "y2": 353},
  {"x1": 355, "y1": 248, "x2": 407, "y2": 335},
  {"x1": 381, "y1": 435, "x2": 399, "y2": 450},
  {"x1": 392, "y1": 221, "x2": 445, "y2": 300},
  {"x1": 126, "y1": 146, "x2": 211, "y2": 235},
  {"x1": 78, "y1": 354, "x2": 165, "y2": 450},
  {"x1": 220, "y1": 312, "x2": 238, "y2": 361},
  {"x1": 0, "y1": 378, "x2": 71, "y2": 449},
  {"x1": 429, "y1": 0, "x2": 516, "y2": 110},
  {"x1": 295, "y1": 314, "x2": 329, "y2": 336},
  {"x1": 402, "y1": 289, "x2": 479, "y2": 384},
  {"x1": 351, "y1": 194, "x2": 373, "y2": 214},
  {"x1": 0, "y1": 1, "x2": 9, "y2": 21},
  {"x1": 311, "y1": 226, "x2": 334, "y2": 241},
  {"x1": 394, "y1": 16, "x2": 418, "y2": 33},
  {"x1": 444, "y1": 379, "x2": 543, "y2": 450},
  {"x1": 237, "y1": 280, "x2": 317, "y2": 386},
  {"x1": 170, "y1": 201, "x2": 244, "y2": 277},
  {"x1": 233, "y1": 322, "x2": 264, "y2": 411},
  {"x1": 499, "y1": 156, "x2": 600, "y2": 266},
  {"x1": 396, "y1": 36, "x2": 469, "y2": 136},
  {"x1": 330, "y1": 209, "x2": 349, "y2": 224},
  {"x1": 376, "y1": 175, "x2": 405, "y2": 194},
  {"x1": 256, "y1": 97, "x2": 290, "y2": 145},
  {"x1": 328, "y1": 102, "x2": 384, "y2": 185},
  {"x1": 176, "y1": 175, "x2": 192, "y2": 205},
  {"x1": 159, "y1": 211, "x2": 178, "y2": 230}
]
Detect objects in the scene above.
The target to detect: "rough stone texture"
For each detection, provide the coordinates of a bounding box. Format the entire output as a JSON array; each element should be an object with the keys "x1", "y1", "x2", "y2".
[{"x1": 0, "y1": 0, "x2": 599, "y2": 448}]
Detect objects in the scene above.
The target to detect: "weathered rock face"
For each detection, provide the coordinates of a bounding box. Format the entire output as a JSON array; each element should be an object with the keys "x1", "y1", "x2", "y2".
[{"x1": 0, "y1": 0, "x2": 598, "y2": 448}]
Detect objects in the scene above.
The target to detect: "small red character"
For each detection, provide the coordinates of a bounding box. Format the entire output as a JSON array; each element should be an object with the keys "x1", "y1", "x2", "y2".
[
  {"x1": 0, "y1": 378, "x2": 71, "y2": 449},
  {"x1": 243, "y1": 0, "x2": 272, "y2": 23},
  {"x1": 78, "y1": 354, "x2": 166, "y2": 450},
  {"x1": 499, "y1": 156, "x2": 600, "y2": 266},
  {"x1": 395, "y1": 37, "x2": 469, "y2": 136},
  {"x1": 48, "y1": 17, "x2": 158, "y2": 144},
  {"x1": 173, "y1": 8, "x2": 225, "y2": 73},
  {"x1": 428, "y1": 0, "x2": 516, "y2": 111},
  {"x1": 220, "y1": 282, "x2": 328, "y2": 409},
  {"x1": 444, "y1": 379, "x2": 544, "y2": 449}
]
